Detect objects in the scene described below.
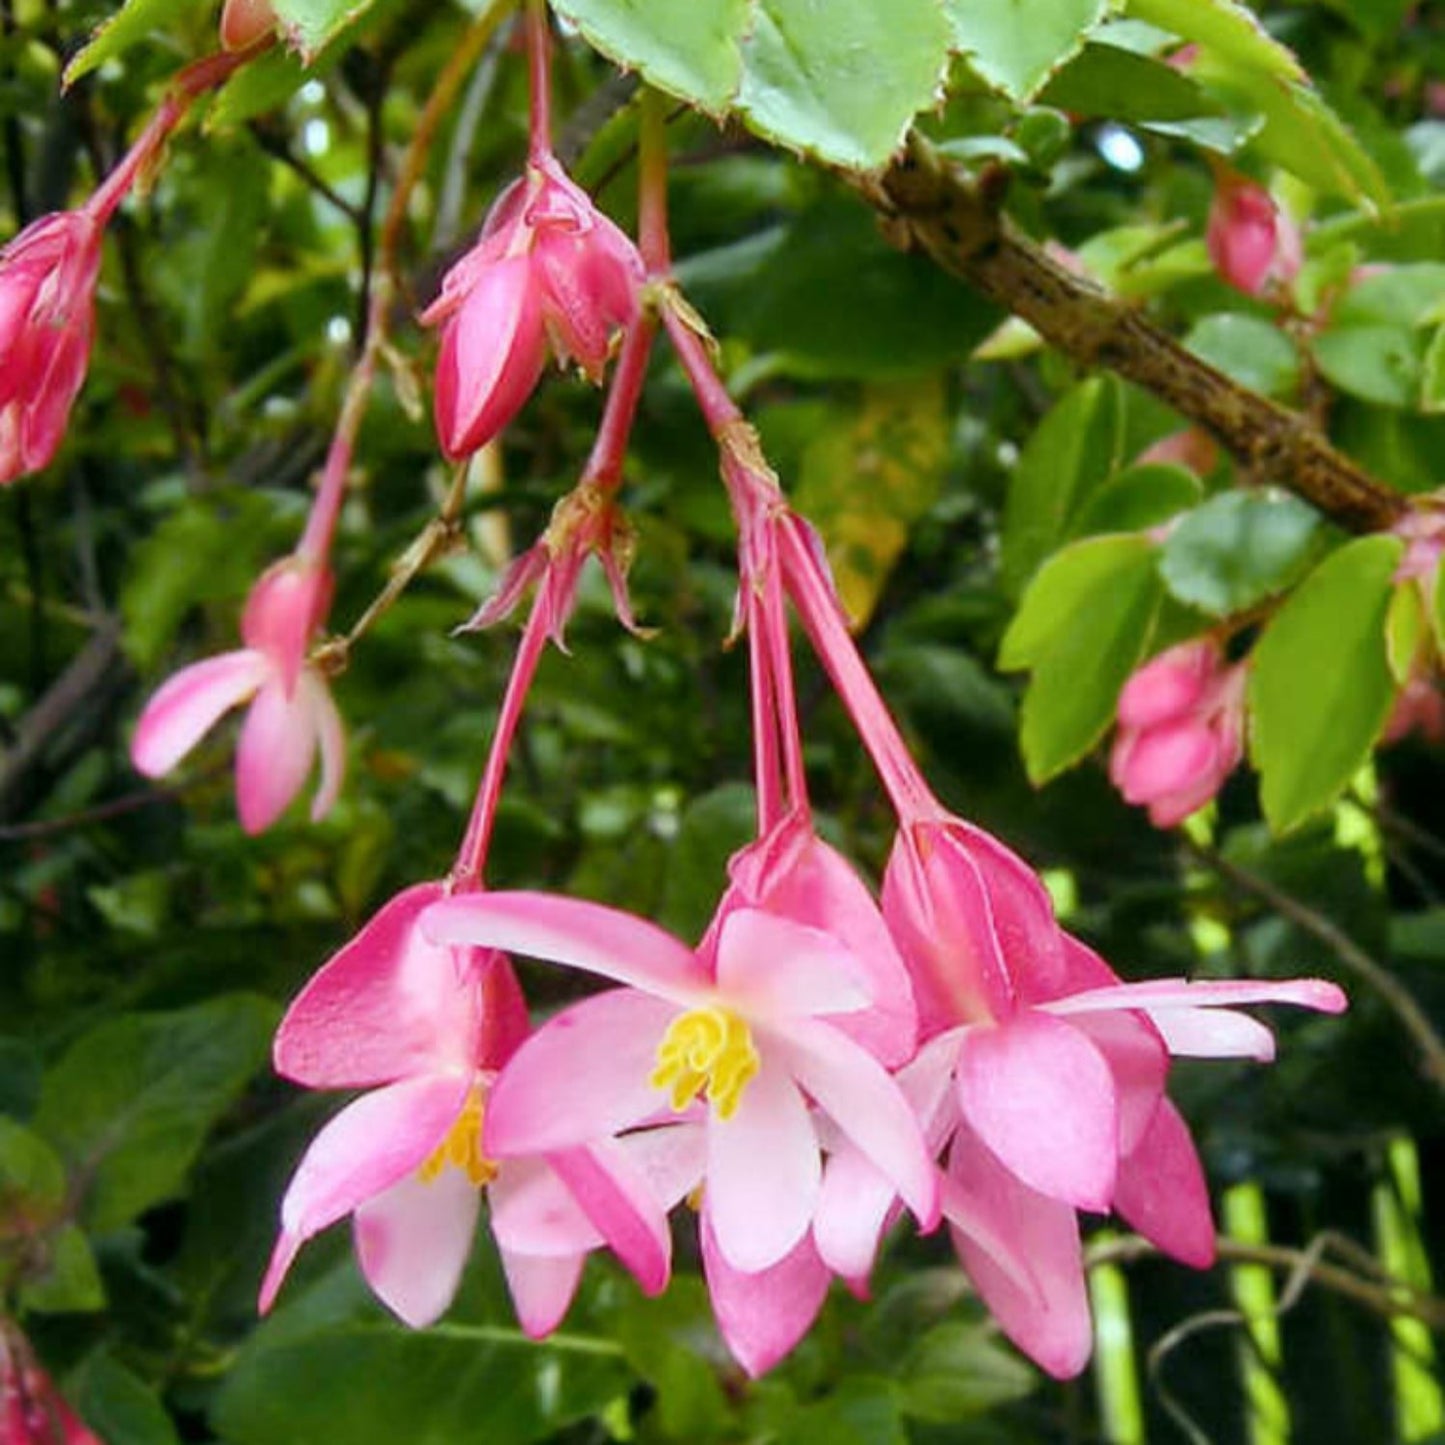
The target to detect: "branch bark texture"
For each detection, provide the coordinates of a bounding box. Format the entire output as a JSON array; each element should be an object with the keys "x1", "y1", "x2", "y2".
[{"x1": 858, "y1": 135, "x2": 1408, "y2": 536}]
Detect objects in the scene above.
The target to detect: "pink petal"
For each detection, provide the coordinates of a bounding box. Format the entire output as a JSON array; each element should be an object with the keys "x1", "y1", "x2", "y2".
[
  {"x1": 130, "y1": 650, "x2": 267, "y2": 777},
  {"x1": 1113, "y1": 719, "x2": 1218, "y2": 807},
  {"x1": 353, "y1": 1164, "x2": 481, "y2": 1326},
  {"x1": 489, "y1": 1156, "x2": 603, "y2": 1256},
  {"x1": 422, "y1": 892, "x2": 709, "y2": 1001},
  {"x1": 700, "y1": 1210, "x2": 830, "y2": 1378},
  {"x1": 1115, "y1": 641, "x2": 1215, "y2": 730},
  {"x1": 947, "y1": 1123, "x2": 1093, "y2": 1380},
  {"x1": 273, "y1": 882, "x2": 478, "y2": 1089},
  {"x1": 499, "y1": 1248, "x2": 586, "y2": 1339},
  {"x1": 234, "y1": 675, "x2": 319, "y2": 834},
  {"x1": 813, "y1": 1144, "x2": 902, "y2": 1284},
  {"x1": 1113, "y1": 1099, "x2": 1215, "y2": 1268},
  {"x1": 714, "y1": 907, "x2": 870, "y2": 1018},
  {"x1": 303, "y1": 670, "x2": 346, "y2": 822},
  {"x1": 546, "y1": 1142, "x2": 672, "y2": 1295},
  {"x1": 1150, "y1": 1008, "x2": 1277, "y2": 1060},
  {"x1": 485, "y1": 989, "x2": 682, "y2": 1154},
  {"x1": 259, "y1": 1075, "x2": 469, "y2": 1311},
  {"x1": 955, "y1": 1012, "x2": 1117, "y2": 1211},
  {"x1": 1046, "y1": 977, "x2": 1348, "y2": 1021},
  {"x1": 705, "y1": 1051, "x2": 819, "y2": 1272},
  {"x1": 433, "y1": 254, "x2": 546, "y2": 459},
  {"x1": 776, "y1": 1018, "x2": 939, "y2": 1230},
  {"x1": 1066, "y1": 1008, "x2": 1168, "y2": 1155}
]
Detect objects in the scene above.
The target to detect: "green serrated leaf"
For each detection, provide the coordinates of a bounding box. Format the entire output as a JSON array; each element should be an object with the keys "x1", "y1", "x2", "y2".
[
  {"x1": 1001, "y1": 377, "x2": 1123, "y2": 595},
  {"x1": 1386, "y1": 579, "x2": 1427, "y2": 685},
  {"x1": 735, "y1": 0, "x2": 951, "y2": 168},
  {"x1": 1125, "y1": 0, "x2": 1303, "y2": 81},
  {"x1": 270, "y1": 0, "x2": 376, "y2": 60},
  {"x1": 1185, "y1": 314, "x2": 1300, "y2": 399},
  {"x1": 1018, "y1": 542, "x2": 1163, "y2": 783},
  {"x1": 946, "y1": 0, "x2": 1111, "y2": 104},
  {"x1": 1001, "y1": 533, "x2": 1153, "y2": 670},
  {"x1": 553, "y1": 0, "x2": 747, "y2": 113},
  {"x1": 65, "y1": 0, "x2": 198, "y2": 86},
  {"x1": 1312, "y1": 326, "x2": 1424, "y2": 408},
  {"x1": 1249, "y1": 535, "x2": 1403, "y2": 833},
  {"x1": 36, "y1": 995, "x2": 276, "y2": 1232},
  {"x1": 1159, "y1": 489, "x2": 1323, "y2": 617}
]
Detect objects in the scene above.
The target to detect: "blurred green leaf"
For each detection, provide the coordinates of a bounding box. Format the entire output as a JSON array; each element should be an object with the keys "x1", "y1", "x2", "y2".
[
  {"x1": 71, "y1": 1353, "x2": 182, "y2": 1445},
  {"x1": 36, "y1": 995, "x2": 276, "y2": 1232},
  {"x1": 1186, "y1": 314, "x2": 1301, "y2": 398},
  {"x1": 66, "y1": 0, "x2": 200, "y2": 84},
  {"x1": 1073, "y1": 463, "x2": 1203, "y2": 536},
  {"x1": 20, "y1": 1224, "x2": 105, "y2": 1313},
  {"x1": 271, "y1": 0, "x2": 377, "y2": 60},
  {"x1": 1125, "y1": 0, "x2": 1304, "y2": 80},
  {"x1": 897, "y1": 1321, "x2": 1037, "y2": 1422},
  {"x1": 1312, "y1": 326, "x2": 1424, "y2": 408},
  {"x1": 945, "y1": 0, "x2": 1109, "y2": 103},
  {"x1": 1248, "y1": 535, "x2": 1402, "y2": 832}
]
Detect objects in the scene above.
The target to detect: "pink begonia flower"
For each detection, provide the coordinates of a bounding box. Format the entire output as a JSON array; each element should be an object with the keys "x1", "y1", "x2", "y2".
[
  {"x1": 131, "y1": 557, "x2": 345, "y2": 834},
  {"x1": 0, "y1": 210, "x2": 103, "y2": 486},
  {"x1": 875, "y1": 818, "x2": 1345, "y2": 1376},
  {"x1": 1109, "y1": 638, "x2": 1247, "y2": 828},
  {"x1": 421, "y1": 151, "x2": 642, "y2": 460},
  {"x1": 422, "y1": 825, "x2": 940, "y2": 1373},
  {"x1": 260, "y1": 883, "x2": 679, "y2": 1335},
  {"x1": 1206, "y1": 169, "x2": 1301, "y2": 298},
  {"x1": 1, "y1": 1329, "x2": 101, "y2": 1445}
]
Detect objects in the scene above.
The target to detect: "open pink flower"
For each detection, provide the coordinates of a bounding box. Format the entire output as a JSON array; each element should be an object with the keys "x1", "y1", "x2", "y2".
[
  {"x1": 1206, "y1": 169, "x2": 1301, "y2": 298},
  {"x1": 260, "y1": 883, "x2": 675, "y2": 1335},
  {"x1": 0, "y1": 210, "x2": 103, "y2": 486},
  {"x1": 422, "y1": 829, "x2": 939, "y2": 1372},
  {"x1": 1110, "y1": 638, "x2": 1247, "y2": 828},
  {"x1": 131, "y1": 557, "x2": 345, "y2": 834},
  {"x1": 421, "y1": 151, "x2": 642, "y2": 460},
  {"x1": 878, "y1": 817, "x2": 1345, "y2": 1375}
]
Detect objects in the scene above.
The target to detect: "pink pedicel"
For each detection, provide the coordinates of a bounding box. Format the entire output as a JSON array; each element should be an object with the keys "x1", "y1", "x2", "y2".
[
  {"x1": 259, "y1": 884, "x2": 674, "y2": 1335},
  {"x1": 0, "y1": 211, "x2": 103, "y2": 486},
  {"x1": 131, "y1": 557, "x2": 345, "y2": 834},
  {"x1": 1206, "y1": 169, "x2": 1301, "y2": 298},
  {"x1": 421, "y1": 151, "x2": 643, "y2": 460},
  {"x1": 1109, "y1": 638, "x2": 1247, "y2": 828}
]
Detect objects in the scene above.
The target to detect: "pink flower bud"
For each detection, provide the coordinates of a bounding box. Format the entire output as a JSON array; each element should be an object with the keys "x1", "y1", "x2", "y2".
[
  {"x1": 422, "y1": 152, "x2": 642, "y2": 460},
  {"x1": 219, "y1": 0, "x2": 277, "y2": 51},
  {"x1": 1206, "y1": 170, "x2": 1300, "y2": 298},
  {"x1": 1109, "y1": 640, "x2": 1246, "y2": 828},
  {"x1": 1135, "y1": 427, "x2": 1219, "y2": 478},
  {"x1": 1382, "y1": 674, "x2": 1445, "y2": 747},
  {"x1": 0, "y1": 210, "x2": 103, "y2": 486}
]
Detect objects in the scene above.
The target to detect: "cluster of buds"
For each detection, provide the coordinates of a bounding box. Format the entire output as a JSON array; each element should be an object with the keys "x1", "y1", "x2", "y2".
[{"x1": 1110, "y1": 639, "x2": 1248, "y2": 828}]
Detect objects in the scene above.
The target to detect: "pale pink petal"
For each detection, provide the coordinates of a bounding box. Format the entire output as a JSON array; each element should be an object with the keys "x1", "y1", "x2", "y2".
[
  {"x1": 1046, "y1": 977, "x2": 1348, "y2": 1018},
  {"x1": 705, "y1": 1051, "x2": 819, "y2": 1272},
  {"x1": 235, "y1": 675, "x2": 319, "y2": 834},
  {"x1": 130, "y1": 650, "x2": 268, "y2": 777},
  {"x1": 546, "y1": 1142, "x2": 671, "y2": 1295},
  {"x1": 485, "y1": 989, "x2": 682, "y2": 1154},
  {"x1": 714, "y1": 907, "x2": 871, "y2": 1018},
  {"x1": 273, "y1": 882, "x2": 477, "y2": 1089},
  {"x1": 303, "y1": 670, "x2": 346, "y2": 822},
  {"x1": 700, "y1": 1210, "x2": 830, "y2": 1378},
  {"x1": 259, "y1": 1075, "x2": 469, "y2": 1310},
  {"x1": 1116, "y1": 641, "x2": 1215, "y2": 730},
  {"x1": 422, "y1": 892, "x2": 709, "y2": 1001},
  {"x1": 1067, "y1": 1009, "x2": 1168, "y2": 1155},
  {"x1": 813, "y1": 1144, "x2": 903, "y2": 1284},
  {"x1": 1113, "y1": 1099, "x2": 1215, "y2": 1268},
  {"x1": 353, "y1": 1164, "x2": 481, "y2": 1326},
  {"x1": 615, "y1": 1122, "x2": 707, "y2": 1211},
  {"x1": 490, "y1": 1157, "x2": 603, "y2": 1256},
  {"x1": 1150, "y1": 1008, "x2": 1277, "y2": 1060},
  {"x1": 1114, "y1": 719, "x2": 1218, "y2": 807},
  {"x1": 938, "y1": 1170, "x2": 1038, "y2": 1297},
  {"x1": 947, "y1": 1123, "x2": 1093, "y2": 1380},
  {"x1": 499, "y1": 1248, "x2": 586, "y2": 1339},
  {"x1": 955, "y1": 1012, "x2": 1117, "y2": 1211},
  {"x1": 775, "y1": 1018, "x2": 939, "y2": 1229}
]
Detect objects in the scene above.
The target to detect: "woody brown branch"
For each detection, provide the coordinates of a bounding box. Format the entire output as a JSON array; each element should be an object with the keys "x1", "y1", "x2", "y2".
[{"x1": 858, "y1": 133, "x2": 1407, "y2": 536}]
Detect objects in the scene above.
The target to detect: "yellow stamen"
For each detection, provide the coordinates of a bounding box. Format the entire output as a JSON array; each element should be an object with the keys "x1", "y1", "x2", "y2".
[
  {"x1": 649, "y1": 1006, "x2": 760, "y2": 1120},
  {"x1": 417, "y1": 1084, "x2": 497, "y2": 1187}
]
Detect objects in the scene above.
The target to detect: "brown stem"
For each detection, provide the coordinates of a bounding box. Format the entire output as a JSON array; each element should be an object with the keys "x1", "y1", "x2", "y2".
[{"x1": 857, "y1": 136, "x2": 1407, "y2": 535}]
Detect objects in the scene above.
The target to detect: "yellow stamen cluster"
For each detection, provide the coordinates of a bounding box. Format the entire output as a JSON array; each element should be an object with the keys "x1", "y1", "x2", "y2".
[
  {"x1": 418, "y1": 1085, "x2": 498, "y2": 1187},
  {"x1": 649, "y1": 1006, "x2": 760, "y2": 1120}
]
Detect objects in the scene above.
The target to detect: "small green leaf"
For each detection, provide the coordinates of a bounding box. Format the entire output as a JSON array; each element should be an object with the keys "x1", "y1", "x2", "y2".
[
  {"x1": 1001, "y1": 533, "x2": 1154, "y2": 670},
  {"x1": 946, "y1": 0, "x2": 1110, "y2": 103},
  {"x1": 36, "y1": 995, "x2": 276, "y2": 1232},
  {"x1": 1004, "y1": 536, "x2": 1164, "y2": 783},
  {"x1": 1125, "y1": 0, "x2": 1304, "y2": 81},
  {"x1": 1421, "y1": 324, "x2": 1445, "y2": 413},
  {"x1": 1001, "y1": 377, "x2": 1124, "y2": 595},
  {"x1": 1185, "y1": 314, "x2": 1301, "y2": 399},
  {"x1": 20, "y1": 1225, "x2": 105, "y2": 1314},
  {"x1": 270, "y1": 0, "x2": 377, "y2": 60},
  {"x1": 736, "y1": 0, "x2": 952, "y2": 168},
  {"x1": 898, "y1": 1321, "x2": 1037, "y2": 1422},
  {"x1": 71, "y1": 1353, "x2": 182, "y2": 1445},
  {"x1": 66, "y1": 0, "x2": 199, "y2": 85},
  {"x1": 553, "y1": 0, "x2": 748, "y2": 114},
  {"x1": 1331, "y1": 265, "x2": 1445, "y2": 330},
  {"x1": 1312, "y1": 326, "x2": 1424, "y2": 408},
  {"x1": 1073, "y1": 463, "x2": 1203, "y2": 536},
  {"x1": 0, "y1": 1116, "x2": 66, "y2": 1221},
  {"x1": 1249, "y1": 535, "x2": 1403, "y2": 833},
  {"x1": 1041, "y1": 40, "x2": 1223, "y2": 125},
  {"x1": 1386, "y1": 580, "x2": 1427, "y2": 685},
  {"x1": 1159, "y1": 490, "x2": 1324, "y2": 617}
]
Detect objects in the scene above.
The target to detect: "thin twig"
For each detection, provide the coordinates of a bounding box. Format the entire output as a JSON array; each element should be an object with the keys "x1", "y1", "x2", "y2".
[
  {"x1": 247, "y1": 123, "x2": 364, "y2": 222},
  {"x1": 1191, "y1": 840, "x2": 1445, "y2": 1096}
]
